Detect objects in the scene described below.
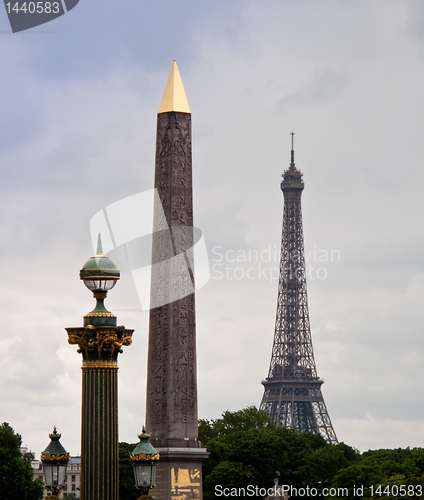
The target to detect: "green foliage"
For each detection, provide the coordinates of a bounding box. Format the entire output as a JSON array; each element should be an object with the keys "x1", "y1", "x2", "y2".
[
  {"x1": 0, "y1": 422, "x2": 44, "y2": 500},
  {"x1": 298, "y1": 442, "x2": 361, "y2": 485},
  {"x1": 66, "y1": 494, "x2": 78, "y2": 500},
  {"x1": 199, "y1": 406, "x2": 272, "y2": 443},
  {"x1": 118, "y1": 408, "x2": 424, "y2": 500},
  {"x1": 203, "y1": 460, "x2": 258, "y2": 500},
  {"x1": 200, "y1": 407, "x2": 359, "y2": 500},
  {"x1": 119, "y1": 441, "x2": 139, "y2": 500},
  {"x1": 331, "y1": 447, "x2": 424, "y2": 500}
]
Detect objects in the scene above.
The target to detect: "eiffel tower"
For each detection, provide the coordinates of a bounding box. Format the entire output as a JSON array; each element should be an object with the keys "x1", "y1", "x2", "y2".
[{"x1": 260, "y1": 134, "x2": 337, "y2": 444}]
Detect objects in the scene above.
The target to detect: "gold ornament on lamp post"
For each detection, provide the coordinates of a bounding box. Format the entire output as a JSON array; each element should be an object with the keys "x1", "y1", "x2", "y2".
[{"x1": 40, "y1": 427, "x2": 70, "y2": 500}]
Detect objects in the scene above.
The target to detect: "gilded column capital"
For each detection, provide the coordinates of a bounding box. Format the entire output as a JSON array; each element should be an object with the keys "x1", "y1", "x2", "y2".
[{"x1": 66, "y1": 325, "x2": 133, "y2": 362}]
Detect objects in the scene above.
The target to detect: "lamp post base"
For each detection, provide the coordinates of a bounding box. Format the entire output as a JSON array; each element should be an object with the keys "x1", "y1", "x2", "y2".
[{"x1": 45, "y1": 484, "x2": 65, "y2": 500}]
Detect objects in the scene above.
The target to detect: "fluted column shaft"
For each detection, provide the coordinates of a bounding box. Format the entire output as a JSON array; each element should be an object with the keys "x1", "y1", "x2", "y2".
[
  {"x1": 81, "y1": 362, "x2": 118, "y2": 500},
  {"x1": 67, "y1": 325, "x2": 133, "y2": 500}
]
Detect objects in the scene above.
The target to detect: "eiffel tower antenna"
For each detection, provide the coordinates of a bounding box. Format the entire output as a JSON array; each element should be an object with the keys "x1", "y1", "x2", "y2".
[{"x1": 260, "y1": 137, "x2": 337, "y2": 444}]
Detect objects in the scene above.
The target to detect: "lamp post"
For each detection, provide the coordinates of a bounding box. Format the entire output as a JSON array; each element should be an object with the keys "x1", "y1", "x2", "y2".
[
  {"x1": 66, "y1": 235, "x2": 133, "y2": 500},
  {"x1": 41, "y1": 427, "x2": 69, "y2": 500},
  {"x1": 130, "y1": 427, "x2": 160, "y2": 499}
]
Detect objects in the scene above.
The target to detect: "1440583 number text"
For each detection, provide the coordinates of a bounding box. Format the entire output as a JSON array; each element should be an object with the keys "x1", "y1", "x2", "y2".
[
  {"x1": 5, "y1": 2, "x2": 60, "y2": 14},
  {"x1": 369, "y1": 485, "x2": 423, "y2": 497}
]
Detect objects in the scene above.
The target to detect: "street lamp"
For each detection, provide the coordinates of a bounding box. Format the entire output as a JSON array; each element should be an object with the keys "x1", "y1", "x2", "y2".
[
  {"x1": 79, "y1": 234, "x2": 120, "y2": 327},
  {"x1": 130, "y1": 427, "x2": 160, "y2": 499},
  {"x1": 66, "y1": 237, "x2": 133, "y2": 500},
  {"x1": 40, "y1": 427, "x2": 70, "y2": 500}
]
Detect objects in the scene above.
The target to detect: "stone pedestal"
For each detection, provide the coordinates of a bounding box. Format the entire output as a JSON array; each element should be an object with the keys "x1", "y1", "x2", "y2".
[{"x1": 152, "y1": 448, "x2": 209, "y2": 500}]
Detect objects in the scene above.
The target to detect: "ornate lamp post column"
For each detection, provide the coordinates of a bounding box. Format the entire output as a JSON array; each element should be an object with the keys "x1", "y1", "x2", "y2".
[
  {"x1": 66, "y1": 236, "x2": 133, "y2": 500},
  {"x1": 130, "y1": 427, "x2": 160, "y2": 499},
  {"x1": 41, "y1": 427, "x2": 69, "y2": 500}
]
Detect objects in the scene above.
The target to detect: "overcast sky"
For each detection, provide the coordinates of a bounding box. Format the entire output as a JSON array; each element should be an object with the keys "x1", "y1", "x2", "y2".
[{"x1": 1, "y1": 0, "x2": 424, "y2": 457}]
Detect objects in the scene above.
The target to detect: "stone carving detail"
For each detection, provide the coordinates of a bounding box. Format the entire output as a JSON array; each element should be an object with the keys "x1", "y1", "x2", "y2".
[
  {"x1": 170, "y1": 467, "x2": 201, "y2": 498},
  {"x1": 146, "y1": 111, "x2": 198, "y2": 445}
]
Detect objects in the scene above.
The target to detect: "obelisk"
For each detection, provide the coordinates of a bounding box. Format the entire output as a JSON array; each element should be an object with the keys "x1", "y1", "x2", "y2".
[{"x1": 145, "y1": 61, "x2": 208, "y2": 500}]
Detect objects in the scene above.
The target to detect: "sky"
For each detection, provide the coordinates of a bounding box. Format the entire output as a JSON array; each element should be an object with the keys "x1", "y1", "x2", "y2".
[{"x1": 1, "y1": 0, "x2": 424, "y2": 458}]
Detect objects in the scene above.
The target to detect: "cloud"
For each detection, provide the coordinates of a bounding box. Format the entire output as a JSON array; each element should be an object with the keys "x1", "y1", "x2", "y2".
[
  {"x1": 1, "y1": 0, "x2": 424, "y2": 456},
  {"x1": 336, "y1": 414, "x2": 424, "y2": 452},
  {"x1": 277, "y1": 69, "x2": 349, "y2": 111}
]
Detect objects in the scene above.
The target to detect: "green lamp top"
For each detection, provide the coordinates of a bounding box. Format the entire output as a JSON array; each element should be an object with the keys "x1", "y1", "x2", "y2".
[
  {"x1": 130, "y1": 427, "x2": 160, "y2": 461},
  {"x1": 41, "y1": 427, "x2": 70, "y2": 463},
  {"x1": 80, "y1": 234, "x2": 120, "y2": 280}
]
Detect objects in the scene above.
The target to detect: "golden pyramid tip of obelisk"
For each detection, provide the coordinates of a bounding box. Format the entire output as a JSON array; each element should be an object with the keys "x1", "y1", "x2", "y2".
[{"x1": 158, "y1": 60, "x2": 191, "y2": 114}]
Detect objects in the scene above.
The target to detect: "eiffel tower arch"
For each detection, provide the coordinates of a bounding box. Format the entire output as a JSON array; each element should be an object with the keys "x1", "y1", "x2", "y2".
[{"x1": 260, "y1": 135, "x2": 337, "y2": 445}]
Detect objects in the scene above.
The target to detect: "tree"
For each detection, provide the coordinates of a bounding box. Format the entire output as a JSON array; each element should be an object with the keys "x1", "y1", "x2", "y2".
[
  {"x1": 119, "y1": 407, "x2": 363, "y2": 499},
  {"x1": 331, "y1": 447, "x2": 424, "y2": 500},
  {"x1": 199, "y1": 407, "x2": 359, "y2": 500},
  {"x1": 199, "y1": 406, "x2": 272, "y2": 443},
  {"x1": 203, "y1": 460, "x2": 257, "y2": 500},
  {"x1": 119, "y1": 441, "x2": 139, "y2": 500},
  {"x1": 0, "y1": 422, "x2": 44, "y2": 500}
]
